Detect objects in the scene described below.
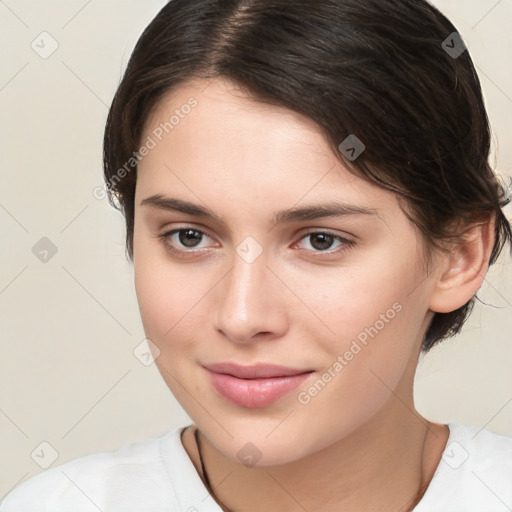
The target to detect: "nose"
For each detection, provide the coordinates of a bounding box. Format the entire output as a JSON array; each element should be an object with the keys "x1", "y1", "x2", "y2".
[{"x1": 214, "y1": 246, "x2": 289, "y2": 345}]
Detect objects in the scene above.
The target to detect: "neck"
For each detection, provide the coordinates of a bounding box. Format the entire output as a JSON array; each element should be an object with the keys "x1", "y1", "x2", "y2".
[{"x1": 195, "y1": 409, "x2": 446, "y2": 512}]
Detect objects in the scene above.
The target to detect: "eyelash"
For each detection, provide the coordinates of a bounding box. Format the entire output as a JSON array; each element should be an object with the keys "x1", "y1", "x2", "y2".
[{"x1": 155, "y1": 226, "x2": 356, "y2": 258}]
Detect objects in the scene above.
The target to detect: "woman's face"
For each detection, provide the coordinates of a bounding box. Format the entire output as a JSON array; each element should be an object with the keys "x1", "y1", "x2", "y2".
[{"x1": 133, "y1": 78, "x2": 440, "y2": 465}]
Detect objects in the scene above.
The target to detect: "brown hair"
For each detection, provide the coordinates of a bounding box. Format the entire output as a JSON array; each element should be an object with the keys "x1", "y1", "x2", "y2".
[{"x1": 103, "y1": 0, "x2": 511, "y2": 351}]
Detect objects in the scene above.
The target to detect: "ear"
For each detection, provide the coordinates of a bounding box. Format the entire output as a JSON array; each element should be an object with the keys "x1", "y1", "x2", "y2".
[{"x1": 429, "y1": 216, "x2": 496, "y2": 313}]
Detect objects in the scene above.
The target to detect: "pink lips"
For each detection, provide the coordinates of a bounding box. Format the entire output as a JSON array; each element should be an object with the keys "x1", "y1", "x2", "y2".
[{"x1": 204, "y1": 362, "x2": 314, "y2": 408}]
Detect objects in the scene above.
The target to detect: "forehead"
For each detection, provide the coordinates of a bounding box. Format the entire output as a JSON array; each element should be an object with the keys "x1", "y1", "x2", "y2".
[
  {"x1": 142, "y1": 77, "x2": 329, "y2": 168},
  {"x1": 137, "y1": 77, "x2": 398, "y2": 215}
]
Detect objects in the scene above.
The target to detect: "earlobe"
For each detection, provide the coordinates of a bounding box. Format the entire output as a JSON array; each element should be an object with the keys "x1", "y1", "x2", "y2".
[{"x1": 429, "y1": 217, "x2": 495, "y2": 314}]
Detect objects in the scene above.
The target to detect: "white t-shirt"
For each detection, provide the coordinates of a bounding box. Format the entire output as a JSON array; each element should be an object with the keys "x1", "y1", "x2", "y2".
[{"x1": 1, "y1": 423, "x2": 511, "y2": 511}]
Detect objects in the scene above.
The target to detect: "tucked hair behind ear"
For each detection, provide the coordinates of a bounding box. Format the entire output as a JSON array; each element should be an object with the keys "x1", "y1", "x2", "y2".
[{"x1": 103, "y1": 0, "x2": 512, "y2": 351}]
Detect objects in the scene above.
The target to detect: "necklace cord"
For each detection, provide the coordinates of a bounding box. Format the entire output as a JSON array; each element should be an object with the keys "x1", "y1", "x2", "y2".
[{"x1": 194, "y1": 427, "x2": 232, "y2": 512}]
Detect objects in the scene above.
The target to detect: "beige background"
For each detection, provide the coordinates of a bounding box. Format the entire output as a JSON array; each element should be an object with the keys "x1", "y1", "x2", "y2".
[{"x1": 1, "y1": 0, "x2": 511, "y2": 500}]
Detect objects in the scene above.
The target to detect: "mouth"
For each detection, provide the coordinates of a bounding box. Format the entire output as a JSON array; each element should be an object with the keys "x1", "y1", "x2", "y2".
[{"x1": 203, "y1": 362, "x2": 315, "y2": 408}]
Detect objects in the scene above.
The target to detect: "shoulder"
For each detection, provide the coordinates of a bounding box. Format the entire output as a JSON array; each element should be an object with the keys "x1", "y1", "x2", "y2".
[
  {"x1": 0, "y1": 427, "x2": 186, "y2": 512},
  {"x1": 447, "y1": 423, "x2": 512, "y2": 474},
  {"x1": 415, "y1": 423, "x2": 512, "y2": 512}
]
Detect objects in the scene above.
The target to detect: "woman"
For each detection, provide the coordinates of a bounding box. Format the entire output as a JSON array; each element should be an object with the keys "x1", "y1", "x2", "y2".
[{"x1": 2, "y1": 0, "x2": 511, "y2": 510}]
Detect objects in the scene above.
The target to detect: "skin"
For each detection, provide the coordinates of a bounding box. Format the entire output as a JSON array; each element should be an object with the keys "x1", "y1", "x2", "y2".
[{"x1": 132, "y1": 77, "x2": 494, "y2": 511}]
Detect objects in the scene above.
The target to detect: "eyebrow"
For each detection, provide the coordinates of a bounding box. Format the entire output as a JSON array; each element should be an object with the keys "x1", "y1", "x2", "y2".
[{"x1": 140, "y1": 194, "x2": 378, "y2": 226}]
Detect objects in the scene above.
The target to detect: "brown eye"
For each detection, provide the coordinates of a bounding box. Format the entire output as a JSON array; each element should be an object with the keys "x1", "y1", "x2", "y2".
[
  {"x1": 158, "y1": 227, "x2": 215, "y2": 256},
  {"x1": 308, "y1": 233, "x2": 336, "y2": 251},
  {"x1": 295, "y1": 231, "x2": 355, "y2": 255},
  {"x1": 178, "y1": 229, "x2": 204, "y2": 248}
]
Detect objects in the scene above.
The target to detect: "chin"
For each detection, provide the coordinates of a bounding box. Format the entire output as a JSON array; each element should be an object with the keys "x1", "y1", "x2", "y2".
[{"x1": 198, "y1": 415, "x2": 324, "y2": 467}]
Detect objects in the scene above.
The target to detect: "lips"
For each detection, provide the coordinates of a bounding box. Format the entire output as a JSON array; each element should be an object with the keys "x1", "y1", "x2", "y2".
[{"x1": 203, "y1": 362, "x2": 314, "y2": 408}]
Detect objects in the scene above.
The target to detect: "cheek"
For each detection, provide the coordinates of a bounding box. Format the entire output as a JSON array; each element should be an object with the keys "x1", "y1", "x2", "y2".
[
  {"x1": 295, "y1": 245, "x2": 426, "y2": 404},
  {"x1": 302, "y1": 243, "x2": 423, "y2": 352},
  {"x1": 291, "y1": 283, "x2": 421, "y2": 455},
  {"x1": 135, "y1": 260, "x2": 199, "y2": 343},
  {"x1": 133, "y1": 231, "x2": 223, "y2": 358},
  {"x1": 134, "y1": 231, "x2": 188, "y2": 343},
  {"x1": 133, "y1": 250, "x2": 206, "y2": 401}
]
